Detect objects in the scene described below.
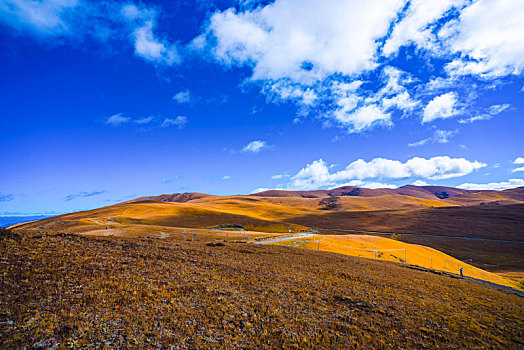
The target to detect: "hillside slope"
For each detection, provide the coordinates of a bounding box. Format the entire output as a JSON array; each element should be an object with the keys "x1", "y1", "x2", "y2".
[{"x1": 1, "y1": 232, "x2": 523, "y2": 349}]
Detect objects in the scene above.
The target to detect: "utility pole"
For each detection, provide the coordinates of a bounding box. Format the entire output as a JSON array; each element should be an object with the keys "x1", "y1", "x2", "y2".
[
  {"x1": 317, "y1": 241, "x2": 320, "y2": 251},
  {"x1": 192, "y1": 232, "x2": 194, "y2": 242}
]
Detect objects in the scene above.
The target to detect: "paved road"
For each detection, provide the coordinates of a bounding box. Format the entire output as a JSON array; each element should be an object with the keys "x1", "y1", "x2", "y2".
[
  {"x1": 312, "y1": 227, "x2": 524, "y2": 244},
  {"x1": 254, "y1": 233, "x2": 315, "y2": 244}
]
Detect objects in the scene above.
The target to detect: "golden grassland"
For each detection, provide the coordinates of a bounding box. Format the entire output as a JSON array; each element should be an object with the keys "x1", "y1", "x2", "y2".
[
  {"x1": 1, "y1": 229, "x2": 523, "y2": 349},
  {"x1": 11, "y1": 196, "x2": 524, "y2": 286},
  {"x1": 266, "y1": 234, "x2": 523, "y2": 291}
]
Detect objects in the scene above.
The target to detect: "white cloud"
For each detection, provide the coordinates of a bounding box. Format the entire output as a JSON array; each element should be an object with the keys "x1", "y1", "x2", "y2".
[
  {"x1": 412, "y1": 180, "x2": 429, "y2": 186},
  {"x1": 512, "y1": 167, "x2": 524, "y2": 173},
  {"x1": 513, "y1": 157, "x2": 524, "y2": 165},
  {"x1": 337, "y1": 180, "x2": 397, "y2": 189},
  {"x1": 242, "y1": 140, "x2": 268, "y2": 153},
  {"x1": 286, "y1": 156, "x2": 485, "y2": 190},
  {"x1": 222, "y1": 175, "x2": 232, "y2": 180},
  {"x1": 172, "y1": 90, "x2": 191, "y2": 103},
  {"x1": 204, "y1": 0, "x2": 405, "y2": 84},
  {"x1": 457, "y1": 179, "x2": 524, "y2": 191},
  {"x1": 443, "y1": 0, "x2": 524, "y2": 78},
  {"x1": 105, "y1": 113, "x2": 130, "y2": 126},
  {"x1": 0, "y1": 0, "x2": 78, "y2": 35},
  {"x1": 334, "y1": 104, "x2": 392, "y2": 133},
  {"x1": 271, "y1": 174, "x2": 290, "y2": 180},
  {"x1": 122, "y1": 4, "x2": 180, "y2": 66},
  {"x1": 459, "y1": 103, "x2": 510, "y2": 124},
  {"x1": 408, "y1": 129, "x2": 458, "y2": 147},
  {"x1": 422, "y1": 92, "x2": 458, "y2": 123},
  {"x1": 161, "y1": 116, "x2": 187, "y2": 128},
  {"x1": 251, "y1": 187, "x2": 274, "y2": 194},
  {"x1": 135, "y1": 116, "x2": 153, "y2": 124},
  {"x1": 382, "y1": 0, "x2": 462, "y2": 56},
  {"x1": 0, "y1": 1, "x2": 181, "y2": 66}
]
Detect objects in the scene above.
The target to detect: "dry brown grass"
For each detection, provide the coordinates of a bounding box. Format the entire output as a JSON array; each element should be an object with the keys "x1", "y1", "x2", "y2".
[{"x1": 1, "y1": 229, "x2": 523, "y2": 349}]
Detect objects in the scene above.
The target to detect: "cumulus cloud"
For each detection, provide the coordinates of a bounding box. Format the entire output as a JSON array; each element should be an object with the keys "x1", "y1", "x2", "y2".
[
  {"x1": 512, "y1": 167, "x2": 524, "y2": 173},
  {"x1": 161, "y1": 116, "x2": 187, "y2": 128},
  {"x1": 408, "y1": 129, "x2": 458, "y2": 147},
  {"x1": 336, "y1": 180, "x2": 397, "y2": 189},
  {"x1": 203, "y1": 0, "x2": 404, "y2": 83},
  {"x1": 422, "y1": 92, "x2": 459, "y2": 123},
  {"x1": 457, "y1": 179, "x2": 524, "y2": 191},
  {"x1": 195, "y1": 0, "x2": 524, "y2": 133},
  {"x1": 242, "y1": 140, "x2": 268, "y2": 153},
  {"x1": 382, "y1": 0, "x2": 462, "y2": 56},
  {"x1": 443, "y1": 0, "x2": 524, "y2": 77},
  {"x1": 285, "y1": 156, "x2": 486, "y2": 190},
  {"x1": 513, "y1": 157, "x2": 524, "y2": 165}
]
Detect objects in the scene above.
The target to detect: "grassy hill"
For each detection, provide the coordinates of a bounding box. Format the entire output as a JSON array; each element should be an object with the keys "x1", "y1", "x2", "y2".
[{"x1": 1, "y1": 230, "x2": 523, "y2": 349}]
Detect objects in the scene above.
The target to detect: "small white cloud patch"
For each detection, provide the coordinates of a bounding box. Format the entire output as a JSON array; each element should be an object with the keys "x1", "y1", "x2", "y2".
[
  {"x1": 161, "y1": 116, "x2": 187, "y2": 128},
  {"x1": 408, "y1": 129, "x2": 458, "y2": 147},
  {"x1": 457, "y1": 179, "x2": 524, "y2": 191},
  {"x1": 422, "y1": 92, "x2": 458, "y2": 123},
  {"x1": 173, "y1": 90, "x2": 191, "y2": 103},
  {"x1": 242, "y1": 140, "x2": 268, "y2": 153},
  {"x1": 106, "y1": 113, "x2": 130, "y2": 126}
]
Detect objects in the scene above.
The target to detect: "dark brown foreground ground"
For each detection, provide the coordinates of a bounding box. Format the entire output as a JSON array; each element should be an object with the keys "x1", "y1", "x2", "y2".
[{"x1": 1, "y1": 229, "x2": 523, "y2": 349}]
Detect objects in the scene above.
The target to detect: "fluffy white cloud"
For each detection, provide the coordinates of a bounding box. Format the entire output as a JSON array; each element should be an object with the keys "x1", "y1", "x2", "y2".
[
  {"x1": 161, "y1": 116, "x2": 187, "y2": 128},
  {"x1": 334, "y1": 105, "x2": 392, "y2": 134},
  {"x1": 336, "y1": 180, "x2": 397, "y2": 189},
  {"x1": 412, "y1": 180, "x2": 430, "y2": 186},
  {"x1": 204, "y1": 0, "x2": 405, "y2": 84},
  {"x1": 457, "y1": 179, "x2": 524, "y2": 191},
  {"x1": 512, "y1": 167, "x2": 524, "y2": 173},
  {"x1": 513, "y1": 157, "x2": 524, "y2": 165},
  {"x1": 443, "y1": 0, "x2": 524, "y2": 77},
  {"x1": 105, "y1": 113, "x2": 130, "y2": 126},
  {"x1": 122, "y1": 4, "x2": 180, "y2": 66},
  {"x1": 408, "y1": 129, "x2": 458, "y2": 147},
  {"x1": 172, "y1": 90, "x2": 191, "y2": 103},
  {"x1": 242, "y1": 140, "x2": 269, "y2": 153},
  {"x1": 286, "y1": 156, "x2": 486, "y2": 190},
  {"x1": 382, "y1": 0, "x2": 462, "y2": 56},
  {"x1": 422, "y1": 92, "x2": 458, "y2": 123}
]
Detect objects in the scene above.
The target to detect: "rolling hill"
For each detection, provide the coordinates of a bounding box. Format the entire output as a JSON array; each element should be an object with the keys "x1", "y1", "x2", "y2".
[{"x1": 5, "y1": 185, "x2": 524, "y2": 348}]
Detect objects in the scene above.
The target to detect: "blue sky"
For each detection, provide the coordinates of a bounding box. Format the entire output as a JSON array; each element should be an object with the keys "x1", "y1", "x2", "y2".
[{"x1": 1, "y1": 0, "x2": 523, "y2": 215}]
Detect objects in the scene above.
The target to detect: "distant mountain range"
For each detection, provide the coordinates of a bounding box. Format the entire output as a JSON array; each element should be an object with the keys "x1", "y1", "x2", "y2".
[{"x1": 129, "y1": 185, "x2": 524, "y2": 206}]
